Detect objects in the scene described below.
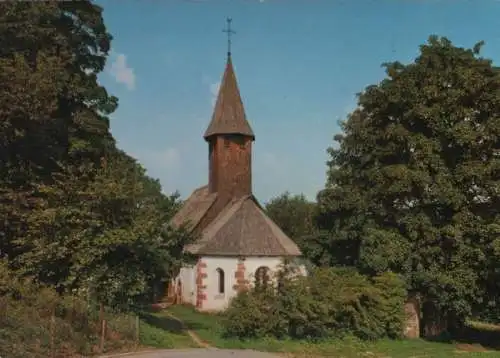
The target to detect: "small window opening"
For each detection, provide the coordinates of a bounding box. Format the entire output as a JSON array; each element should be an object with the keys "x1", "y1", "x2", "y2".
[
  {"x1": 255, "y1": 266, "x2": 270, "y2": 290},
  {"x1": 216, "y1": 268, "x2": 225, "y2": 294},
  {"x1": 234, "y1": 136, "x2": 246, "y2": 149}
]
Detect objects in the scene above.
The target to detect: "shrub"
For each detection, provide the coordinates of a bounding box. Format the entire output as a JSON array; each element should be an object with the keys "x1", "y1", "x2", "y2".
[
  {"x1": 371, "y1": 271, "x2": 407, "y2": 338},
  {"x1": 221, "y1": 266, "x2": 407, "y2": 341},
  {"x1": 0, "y1": 260, "x2": 138, "y2": 357},
  {"x1": 222, "y1": 287, "x2": 287, "y2": 339}
]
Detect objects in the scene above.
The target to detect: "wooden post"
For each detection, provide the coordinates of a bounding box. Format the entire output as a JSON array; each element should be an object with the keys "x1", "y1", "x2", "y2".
[
  {"x1": 70, "y1": 295, "x2": 75, "y2": 322},
  {"x1": 50, "y1": 310, "x2": 56, "y2": 358},
  {"x1": 100, "y1": 319, "x2": 106, "y2": 353},
  {"x1": 99, "y1": 303, "x2": 105, "y2": 353},
  {"x1": 135, "y1": 315, "x2": 140, "y2": 350},
  {"x1": 99, "y1": 302, "x2": 104, "y2": 325},
  {"x1": 0, "y1": 298, "x2": 6, "y2": 319}
]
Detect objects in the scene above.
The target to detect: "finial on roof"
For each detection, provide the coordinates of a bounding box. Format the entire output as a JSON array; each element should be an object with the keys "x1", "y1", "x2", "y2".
[
  {"x1": 204, "y1": 18, "x2": 254, "y2": 141},
  {"x1": 222, "y1": 17, "x2": 235, "y2": 59}
]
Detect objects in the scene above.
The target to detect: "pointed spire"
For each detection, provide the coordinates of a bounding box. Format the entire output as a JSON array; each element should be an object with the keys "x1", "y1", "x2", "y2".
[{"x1": 203, "y1": 55, "x2": 255, "y2": 141}]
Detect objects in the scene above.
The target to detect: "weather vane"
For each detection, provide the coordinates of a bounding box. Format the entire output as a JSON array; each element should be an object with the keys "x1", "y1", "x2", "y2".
[{"x1": 222, "y1": 17, "x2": 236, "y2": 58}]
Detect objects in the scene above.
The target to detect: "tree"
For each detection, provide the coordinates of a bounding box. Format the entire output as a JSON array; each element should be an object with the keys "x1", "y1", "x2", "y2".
[
  {"x1": 75, "y1": 151, "x2": 192, "y2": 308},
  {"x1": 265, "y1": 192, "x2": 356, "y2": 268},
  {"x1": 318, "y1": 36, "x2": 500, "y2": 336},
  {"x1": 17, "y1": 147, "x2": 191, "y2": 308},
  {"x1": 265, "y1": 192, "x2": 334, "y2": 266},
  {"x1": 0, "y1": 1, "x2": 116, "y2": 264},
  {"x1": 265, "y1": 192, "x2": 316, "y2": 244},
  {"x1": 0, "y1": 2, "x2": 193, "y2": 308}
]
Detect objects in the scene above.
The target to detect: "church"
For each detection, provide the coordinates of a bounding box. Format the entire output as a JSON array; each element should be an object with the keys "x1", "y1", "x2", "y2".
[{"x1": 169, "y1": 48, "x2": 303, "y2": 312}]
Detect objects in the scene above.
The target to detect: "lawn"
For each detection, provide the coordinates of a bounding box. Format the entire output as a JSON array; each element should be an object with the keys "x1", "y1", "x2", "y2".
[
  {"x1": 137, "y1": 310, "x2": 198, "y2": 349},
  {"x1": 160, "y1": 305, "x2": 500, "y2": 358}
]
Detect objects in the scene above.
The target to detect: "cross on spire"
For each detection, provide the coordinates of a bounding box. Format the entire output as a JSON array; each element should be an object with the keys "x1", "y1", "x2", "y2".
[{"x1": 222, "y1": 17, "x2": 235, "y2": 58}]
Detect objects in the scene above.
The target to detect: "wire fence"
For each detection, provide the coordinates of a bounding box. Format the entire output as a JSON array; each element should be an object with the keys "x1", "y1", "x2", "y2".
[{"x1": 0, "y1": 292, "x2": 142, "y2": 358}]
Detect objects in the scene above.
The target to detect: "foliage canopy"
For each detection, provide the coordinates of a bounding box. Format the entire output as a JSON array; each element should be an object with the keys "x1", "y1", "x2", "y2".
[
  {"x1": 316, "y1": 36, "x2": 500, "y2": 333},
  {"x1": 0, "y1": 1, "x2": 192, "y2": 309},
  {"x1": 222, "y1": 267, "x2": 407, "y2": 341}
]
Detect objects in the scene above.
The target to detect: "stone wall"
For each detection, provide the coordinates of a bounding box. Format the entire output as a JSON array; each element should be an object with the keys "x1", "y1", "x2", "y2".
[
  {"x1": 196, "y1": 259, "x2": 207, "y2": 309},
  {"x1": 233, "y1": 257, "x2": 248, "y2": 292},
  {"x1": 404, "y1": 296, "x2": 420, "y2": 339}
]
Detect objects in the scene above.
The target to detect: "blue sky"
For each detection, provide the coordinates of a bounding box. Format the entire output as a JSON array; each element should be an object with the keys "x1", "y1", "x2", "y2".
[{"x1": 98, "y1": 0, "x2": 500, "y2": 203}]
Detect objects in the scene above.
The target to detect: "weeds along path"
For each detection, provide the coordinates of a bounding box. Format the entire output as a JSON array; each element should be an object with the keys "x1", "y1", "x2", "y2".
[{"x1": 165, "y1": 312, "x2": 213, "y2": 349}]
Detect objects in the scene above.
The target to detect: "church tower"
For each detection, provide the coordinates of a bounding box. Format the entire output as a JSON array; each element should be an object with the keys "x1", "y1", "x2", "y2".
[
  {"x1": 169, "y1": 18, "x2": 302, "y2": 312},
  {"x1": 204, "y1": 53, "x2": 255, "y2": 200}
]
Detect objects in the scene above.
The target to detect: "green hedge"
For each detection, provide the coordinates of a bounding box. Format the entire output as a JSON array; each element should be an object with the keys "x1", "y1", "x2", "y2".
[{"x1": 222, "y1": 267, "x2": 407, "y2": 341}]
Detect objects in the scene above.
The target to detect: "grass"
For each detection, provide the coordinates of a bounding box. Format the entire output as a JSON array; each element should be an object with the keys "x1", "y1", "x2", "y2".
[
  {"x1": 138, "y1": 310, "x2": 198, "y2": 349},
  {"x1": 163, "y1": 305, "x2": 500, "y2": 358},
  {"x1": 0, "y1": 296, "x2": 197, "y2": 357}
]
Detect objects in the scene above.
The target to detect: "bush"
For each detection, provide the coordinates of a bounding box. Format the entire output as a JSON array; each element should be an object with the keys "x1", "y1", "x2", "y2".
[
  {"x1": 223, "y1": 285, "x2": 294, "y2": 339},
  {"x1": 0, "y1": 261, "x2": 138, "y2": 357},
  {"x1": 222, "y1": 267, "x2": 407, "y2": 341}
]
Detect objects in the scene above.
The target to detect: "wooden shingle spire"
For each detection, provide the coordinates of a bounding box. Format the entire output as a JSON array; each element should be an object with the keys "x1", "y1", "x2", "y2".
[{"x1": 203, "y1": 19, "x2": 255, "y2": 141}]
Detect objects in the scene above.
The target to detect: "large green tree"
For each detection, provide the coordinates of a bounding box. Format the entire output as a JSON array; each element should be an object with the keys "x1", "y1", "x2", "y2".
[
  {"x1": 0, "y1": 1, "x2": 116, "y2": 263},
  {"x1": 318, "y1": 36, "x2": 500, "y2": 335},
  {"x1": 0, "y1": 2, "x2": 191, "y2": 308},
  {"x1": 265, "y1": 192, "x2": 333, "y2": 266},
  {"x1": 265, "y1": 193, "x2": 316, "y2": 242}
]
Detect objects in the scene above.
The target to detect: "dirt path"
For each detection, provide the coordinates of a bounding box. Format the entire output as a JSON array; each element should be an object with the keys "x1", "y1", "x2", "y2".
[
  {"x1": 101, "y1": 349, "x2": 281, "y2": 358},
  {"x1": 164, "y1": 312, "x2": 212, "y2": 349},
  {"x1": 101, "y1": 311, "x2": 284, "y2": 357}
]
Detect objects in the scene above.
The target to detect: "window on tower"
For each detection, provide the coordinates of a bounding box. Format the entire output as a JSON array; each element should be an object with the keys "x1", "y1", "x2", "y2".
[
  {"x1": 233, "y1": 135, "x2": 246, "y2": 149},
  {"x1": 223, "y1": 135, "x2": 246, "y2": 149}
]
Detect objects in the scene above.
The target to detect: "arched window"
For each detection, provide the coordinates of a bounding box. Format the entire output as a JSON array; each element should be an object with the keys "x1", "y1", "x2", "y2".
[
  {"x1": 255, "y1": 266, "x2": 270, "y2": 289},
  {"x1": 216, "y1": 268, "x2": 225, "y2": 294}
]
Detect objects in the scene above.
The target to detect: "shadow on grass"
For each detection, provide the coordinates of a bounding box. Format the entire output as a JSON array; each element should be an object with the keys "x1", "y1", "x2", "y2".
[
  {"x1": 452, "y1": 325, "x2": 500, "y2": 350},
  {"x1": 169, "y1": 305, "x2": 222, "y2": 325},
  {"x1": 138, "y1": 312, "x2": 186, "y2": 336},
  {"x1": 138, "y1": 308, "x2": 214, "y2": 335},
  {"x1": 425, "y1": 324, "x2": 500, "y2": 351},
  {"x1": 174, "y1": 316, "x2": 215, "y2": 332}
]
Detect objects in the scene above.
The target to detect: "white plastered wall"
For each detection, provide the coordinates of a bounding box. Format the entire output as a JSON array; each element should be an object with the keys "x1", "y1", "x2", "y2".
[
  {"x1": 176, "y1": 256, "x2": 307, "y2": 312},
  {"x1": 179, "y1": 265, "x2": 196, "y2": 306},
  {"x1": 200, "y1": 256, "x2": 284, "y2": 311},
  {"x1": 199, "y1": 256, "x2": 239, "y2": 311}
]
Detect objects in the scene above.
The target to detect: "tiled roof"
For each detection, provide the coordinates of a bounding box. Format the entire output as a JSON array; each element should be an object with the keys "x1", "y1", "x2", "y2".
[
  {"x1": 185, "y1": 195, "x2": 301, "y2": 257},
  {"x1": 170, "y1": 185, "x2": 217, "y2": 230}
]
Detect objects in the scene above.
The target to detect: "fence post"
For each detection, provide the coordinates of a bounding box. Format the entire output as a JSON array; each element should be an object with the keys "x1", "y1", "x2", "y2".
[
  {"x1": 50, "y1": 309, "x2": 56, "y2": 358},
  {"x1": 99, "y1": 303, "x2": 106, "y2": 353},
  {"x1": 135, "y1": 315, "x2": 140, "y2": 350},
  {"x1": 0, "y1": 298, "x2": 6, "y2": 319},
  {"x1": 100, "y1": 318, "x2": 106, "y2": 353},
  {"x1": 99, "y1": 302, "x2": 104, "y2": 327}
]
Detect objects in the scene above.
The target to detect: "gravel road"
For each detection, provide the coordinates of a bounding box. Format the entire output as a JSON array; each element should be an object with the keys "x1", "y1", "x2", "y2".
[{"x1": 102, "y1": 348, "x2": 283, "y2": 358}]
